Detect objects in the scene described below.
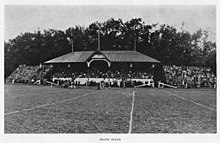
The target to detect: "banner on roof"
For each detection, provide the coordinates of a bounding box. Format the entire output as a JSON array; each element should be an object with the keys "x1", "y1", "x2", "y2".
[{"x1": 92, "y1": 54, "x2": 106, "y2": 59}]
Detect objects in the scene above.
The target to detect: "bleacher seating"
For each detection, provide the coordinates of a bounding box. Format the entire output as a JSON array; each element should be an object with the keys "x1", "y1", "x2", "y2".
[
  {"x1": 6, "y1": 64, "x2": 52, "y2": 84},
  {"x1": 163, "y1": 65, "x2": 216, "y2": 88}
]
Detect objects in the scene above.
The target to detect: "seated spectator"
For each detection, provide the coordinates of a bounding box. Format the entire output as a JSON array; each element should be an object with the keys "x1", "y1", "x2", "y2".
[{"x1": 164, "y1": 65, "x2": 216, "y2": 88}]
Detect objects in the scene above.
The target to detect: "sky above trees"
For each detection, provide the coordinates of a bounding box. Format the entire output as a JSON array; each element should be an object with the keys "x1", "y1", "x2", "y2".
[{"x1": 5, "y1": 5, "x2": 216, "y2": 42}]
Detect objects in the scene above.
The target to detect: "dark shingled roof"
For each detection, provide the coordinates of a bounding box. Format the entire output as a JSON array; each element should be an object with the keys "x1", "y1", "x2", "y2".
[
  {"x1": 44, "y1": 51, "x2": 93, "y2": 64},
  {"x1": 44, "y1": 50, "x2": 160, "y2": 64},
  {"x1": 101, "y1": 51, "x2": 160, "y2": 63}
]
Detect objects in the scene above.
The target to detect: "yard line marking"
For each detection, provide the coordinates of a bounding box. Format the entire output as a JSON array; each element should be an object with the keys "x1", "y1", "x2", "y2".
[
  {"x1": 5, "y1": 90, "x2": 101, "y2": 116},
  {"x1": 162, "y1": 90, "x2": 216, "y2": 112},
  {"x1": 128, "y1": 90, "x2": 135, "y2": 134}
]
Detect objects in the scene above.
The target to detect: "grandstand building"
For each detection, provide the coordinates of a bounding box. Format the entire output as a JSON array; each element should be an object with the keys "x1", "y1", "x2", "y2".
[
  {"x1": 44, "y1": 50, "x2": 160, "y2": 69},
  {"x1": 44, "y1": 50, "x2": 164, "y2": 87}
]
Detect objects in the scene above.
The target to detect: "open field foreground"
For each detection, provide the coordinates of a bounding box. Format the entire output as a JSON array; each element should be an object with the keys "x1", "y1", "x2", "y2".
[{"x1": 4, "y1": 84, "x2": 216, "y2": 133}]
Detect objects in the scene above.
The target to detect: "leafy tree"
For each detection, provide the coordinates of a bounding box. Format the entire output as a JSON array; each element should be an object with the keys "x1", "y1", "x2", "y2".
[
  {"x1": 206, "y1": 48, "x2": 216, "y2": 74},
  {"x1": 66, "y1": 26, "x2": 87, "y2": 51},
  {"x1": 101, "y1": 18, "x2": 124, "y2": 50}
]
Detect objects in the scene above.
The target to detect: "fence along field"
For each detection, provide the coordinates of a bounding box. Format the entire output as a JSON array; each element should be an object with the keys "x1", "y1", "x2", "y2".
[{"x1": 4, "y1": 84, "x2": 216, "y2": 133}]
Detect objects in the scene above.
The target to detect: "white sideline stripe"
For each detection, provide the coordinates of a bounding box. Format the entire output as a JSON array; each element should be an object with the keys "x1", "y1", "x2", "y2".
[
  {"x1": 5, "y1": 91, "x2": 101, "y2": 116},
  {"x1": 127, "y1": 92, "x2": 133, "y2": 96},
  {"x1": 5, "y1": 88, "x2": 80, "y2": 99},
  {"x1": 122, "y1": 92, "x2": 130, "y2": 97},
  {"x1": 5, "y1": 86, "x2": 48, "y2": 92},
  {"x1": 5, "y1": 89, "x2": 67, "y2": 99},
  {"x1": 121, "y1": 92, "x2": 133, "y2": 97},
  {"x1": 128, "y1": 91, "x2": 135, "y2": 134},
  {"x1": 5, "y1": 92, "x2": 48, "y2": 99},
  {"x1": 163, "y1": 90, "x2": 216, "y2": 111}
]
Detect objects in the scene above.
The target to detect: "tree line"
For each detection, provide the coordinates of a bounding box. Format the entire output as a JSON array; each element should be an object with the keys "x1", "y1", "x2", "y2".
[{"x1": 4, "y1": 18, "x2": 216, "y2": 78}]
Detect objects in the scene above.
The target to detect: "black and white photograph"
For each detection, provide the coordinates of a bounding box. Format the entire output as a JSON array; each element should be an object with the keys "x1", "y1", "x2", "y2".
[{"x1": 1, "y1": 0, "x2": 219, "y2": 142}]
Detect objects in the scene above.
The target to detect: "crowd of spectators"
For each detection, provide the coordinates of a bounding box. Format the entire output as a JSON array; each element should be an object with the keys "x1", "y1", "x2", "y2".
[
  {"x1": 6, "y1": 64, "x2": 52, "y2": 84},
  {"x1": 51, "y1": 68, "x2": 154, "y2": 87},
  {"x1": 52, "y1": 65, "x2": 216, "y2": 88},
  {"x1": 164, "y1": 65, "x2": 216, "y2": 88},
  {"x1": 9, "y1": 64, "x2": 215, "y2": 89},
  {"x1": 52, "y1": 68, "x2": 153, "y2": 80},
  {"x1": 6, "y1": 65, "x2": 39, "y2": 83}
]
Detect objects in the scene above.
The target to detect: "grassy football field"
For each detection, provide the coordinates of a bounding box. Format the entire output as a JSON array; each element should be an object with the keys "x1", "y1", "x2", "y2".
[{"x1": 4, "y1": 84, "x2": 216, "y2": 133}]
